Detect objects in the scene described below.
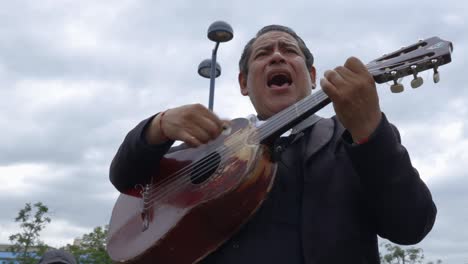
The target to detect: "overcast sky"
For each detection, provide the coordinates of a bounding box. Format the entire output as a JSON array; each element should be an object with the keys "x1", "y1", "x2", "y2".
[{"x1": 0, "y1": 0, "x2": 466, "y2": 262}]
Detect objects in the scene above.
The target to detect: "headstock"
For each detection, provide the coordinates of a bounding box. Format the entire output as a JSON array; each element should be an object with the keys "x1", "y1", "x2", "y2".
[{"x1": 366, "y1": 37, "x2": 453, "y2": 93}]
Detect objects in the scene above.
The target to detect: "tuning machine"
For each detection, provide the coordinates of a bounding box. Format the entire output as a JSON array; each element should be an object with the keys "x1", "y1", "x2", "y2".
[
  {"x1": 410, "y1": 65, "x2": 424, "y2": 88},
  {"x1": 390, "y1": 70, "x2": 404, "y2": 93},
  {"x1": 432, "y1": 59, "x2": 440, "y2": 83}
]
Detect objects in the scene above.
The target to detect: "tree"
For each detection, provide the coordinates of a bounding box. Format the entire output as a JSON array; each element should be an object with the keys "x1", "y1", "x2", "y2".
[
  {"x1": 65, "y1": 225, "x2": 112, "y2": 264},
  {"x1": 8, "y1": 202, "x2": 51, "y2": 264},
  {"x1": 380, "y1": 242, "x2": 442, "y2": 264}
]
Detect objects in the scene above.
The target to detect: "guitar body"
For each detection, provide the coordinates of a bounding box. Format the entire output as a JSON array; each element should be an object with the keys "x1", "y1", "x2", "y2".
[{"x1": 107, "y1": 118, "x2": 277, "y2": 263}]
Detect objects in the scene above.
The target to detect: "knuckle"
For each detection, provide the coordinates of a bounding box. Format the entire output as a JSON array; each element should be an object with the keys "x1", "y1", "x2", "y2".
[
  {"x1": 187, "y1": 136, "x2": 198, "y2": 146},
  {"x1": 203, "y1": 119, "x2": 219, "y2": 138},
  {"x1": 320, "y1": 80, "x2": 333, "y2": 92},
  {"x1": 334, "y1": 66, "x2": 344, "y2": 72},
  {"x1": 324, "y1": 70, "x2": 334, "y2": 78},
  {"x1": 199, "y1": 136, "x2": 209, "y2": 144},
  {"x1": 186, "y1": 103, "x2": 202, "y2": 113},
  {"x1": 206, "y1": 127, "x2": 216, "y2": 138},
  {"x1": 321, "y1": 82, "x2": 331, "y2": 92},
  {"x1": 194, "y1": 103, "x2": 205, "y2": 110},
  {"x1": 347, "y1": 56, "x2": 358, "y2": 63},
  {"x1": 211, "y1": 129, "x2": 219, "y2": 137},
  {"x1": 344, "y1": 57, "x2": 358, "y2": 68}
]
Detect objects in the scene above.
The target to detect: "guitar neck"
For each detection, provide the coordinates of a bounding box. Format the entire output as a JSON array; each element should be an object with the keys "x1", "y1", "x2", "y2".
[
  {"x1": 257, "y1": 89, "x2": 331, "y2": 143},
  {"x1": 256, "y1": 36, "x2": 453, "y2": 144}
]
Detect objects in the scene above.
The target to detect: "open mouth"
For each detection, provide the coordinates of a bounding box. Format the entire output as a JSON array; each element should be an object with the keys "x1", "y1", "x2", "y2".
[{"x1": 267, "y1": 72, "x2": 292, "y2": 88}]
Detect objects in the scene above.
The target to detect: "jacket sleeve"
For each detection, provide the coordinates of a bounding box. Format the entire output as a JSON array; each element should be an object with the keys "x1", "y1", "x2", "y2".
[
  {"x1": 342, "y1": 113, "x2": 437, "y2": 245},
  {"x1": 109, "y1": 114, "x2": 175, "y2": 195}
]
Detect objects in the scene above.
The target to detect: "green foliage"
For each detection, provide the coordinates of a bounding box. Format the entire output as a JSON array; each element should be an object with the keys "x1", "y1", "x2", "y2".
[
  {"x1": 64, "y1": 225, "x2": 112, "y2": 264},
  {"x1": 426, "y1": 261, "x2": 443, "y2": 264},
  {"x1": 380, "y1": 242, "x2": 442, "y2": 264},
  {"x1": 8, "y1": 202, "x2": 51, "y2": 264},
  {"x1": 8, "y1": 203, "x2": 446, "y2": 264}
]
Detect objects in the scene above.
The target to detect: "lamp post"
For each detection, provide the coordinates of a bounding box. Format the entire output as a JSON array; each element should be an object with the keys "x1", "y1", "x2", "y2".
[{"x1": 197, "y1": 21, "x2": 233, "y2": 111}]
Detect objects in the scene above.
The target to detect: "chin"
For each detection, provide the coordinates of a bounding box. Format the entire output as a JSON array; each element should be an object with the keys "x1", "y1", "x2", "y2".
[{"x1": 269, "y1": 102, "x2": 293, "y2": 116}]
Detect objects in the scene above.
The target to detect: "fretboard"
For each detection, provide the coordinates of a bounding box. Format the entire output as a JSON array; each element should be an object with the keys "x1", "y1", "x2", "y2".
[{"x1": 256, "y1": 89, "x2": 331, "y2": 143}]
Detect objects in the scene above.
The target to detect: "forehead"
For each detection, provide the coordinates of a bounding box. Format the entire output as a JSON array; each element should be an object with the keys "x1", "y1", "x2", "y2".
[{"x1": 252, "y1": 31, "x2": 299, "y2": 49}]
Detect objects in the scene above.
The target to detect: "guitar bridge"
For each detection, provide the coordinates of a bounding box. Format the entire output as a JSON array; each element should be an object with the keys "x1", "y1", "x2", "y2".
[{"x1": 139, "y1": 184, "x2": 150, "y2": 232}]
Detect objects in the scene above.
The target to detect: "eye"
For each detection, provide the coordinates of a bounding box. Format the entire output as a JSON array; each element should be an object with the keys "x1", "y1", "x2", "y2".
[
  {"x1": 254, "y1": 51, "x2": 267, "y2": 59},
  {"x1": 286, "y1": 48, "x2": 299, "y2": 54}
]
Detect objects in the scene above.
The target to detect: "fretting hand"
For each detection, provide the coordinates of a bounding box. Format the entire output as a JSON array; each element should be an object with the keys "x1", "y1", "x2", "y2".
[{"x1": 321, "y1": 57, "x2": 382, "y2": 142}]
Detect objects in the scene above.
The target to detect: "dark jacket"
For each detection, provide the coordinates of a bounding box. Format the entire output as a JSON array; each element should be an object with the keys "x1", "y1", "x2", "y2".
[
  {"x1": 38, "y1": 249, "x2": 77, "y2": 264},
  {"x1": 110, "y1": 113, "x2": 436, "y2": 264}
]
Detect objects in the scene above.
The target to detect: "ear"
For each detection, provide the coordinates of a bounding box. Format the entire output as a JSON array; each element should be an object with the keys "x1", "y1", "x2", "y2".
[
  {"x1": 309, "y1": 66, "x2": 317, "y2": 89},
  {"x1": 238, "y1": 72, "x2": 249, "y2": 96}
]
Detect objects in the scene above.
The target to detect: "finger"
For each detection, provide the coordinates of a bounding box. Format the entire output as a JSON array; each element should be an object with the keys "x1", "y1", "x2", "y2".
[
  {"x1": 221, "y1": 119, "x2": 232, "y2": 133},
  {"x1": 344, "y1": 56, "x2": 368, "y2": 74},
  {"x1": 180, "y1": 131, "x2": 202, "y2": 148},
  {"x1": 320, "y1": 77, "x2": 339, "y2": 101},
  {"x1": 324, "y1": 69, "x2": 346, "y2": 87},
  {"x1": 186, "y1": 114, "x2": 222, "y2": 141},
  {"x1": 188, "y1": 104, "x2": 222, "y2": 128},
  {"x1": 203, "y1": 110, "x2": 225, "y2": 132},
  {"x1": 189, "y1": 125, "x2": 212, "y2": 144},
  {"x1": 334, "y1": 66, "x2": 355, "y2": 81},
  {"x1": 199, "y1": 116, "x2": 225, "y2": 139}
]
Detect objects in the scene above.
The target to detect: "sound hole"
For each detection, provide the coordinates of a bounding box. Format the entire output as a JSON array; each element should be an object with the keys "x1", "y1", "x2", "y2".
[{"x1": 190, "y1": 152, "x2": 221, "y2": 184}]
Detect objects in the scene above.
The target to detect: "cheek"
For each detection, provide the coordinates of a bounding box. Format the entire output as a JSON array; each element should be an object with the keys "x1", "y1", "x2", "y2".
[
  {"x1": 247, "y1": 63, "x2": 264, "y2": 82},
  {"x1": 297, "y1": 69, "x2": 313, "y2": 88},
  {"x1": 247, "y1": 75, "x2": 264, "y2": 93}
]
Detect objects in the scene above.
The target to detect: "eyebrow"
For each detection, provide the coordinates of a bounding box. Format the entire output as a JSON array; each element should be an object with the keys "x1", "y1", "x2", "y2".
[
  {"x1": 254, "y1": 42, "x2": 274, "y2": 52},
  {"x1": 254, "y1": 39, "x2": 299, "y2": 52},
  {"x1": 280, "y1": 39, "x2": 302, "y2": 51}
]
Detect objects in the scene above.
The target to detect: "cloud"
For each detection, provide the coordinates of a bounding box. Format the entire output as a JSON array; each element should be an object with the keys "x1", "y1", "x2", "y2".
[{"x1": 1, "y1": 0, "x2": 467, "y2": 262}]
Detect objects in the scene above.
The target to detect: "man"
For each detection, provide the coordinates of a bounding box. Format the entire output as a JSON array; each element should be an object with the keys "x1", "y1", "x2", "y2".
[
  {"x1": 38, "y1": 249, "x2": 76, "y2": 264},
  {"x1": 110, "y1": 25, "x2": 436, "y2": 263}
]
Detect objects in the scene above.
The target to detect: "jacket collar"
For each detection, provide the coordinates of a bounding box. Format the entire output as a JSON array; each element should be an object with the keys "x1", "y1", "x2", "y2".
[{"x1": 304, "y1": 117, "x2": 335, "y2": 161}]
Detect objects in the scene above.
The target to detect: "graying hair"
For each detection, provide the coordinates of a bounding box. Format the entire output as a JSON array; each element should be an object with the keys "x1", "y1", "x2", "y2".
[{"x1": 238, "y1": 25, "x2": 314, "y2": 76}]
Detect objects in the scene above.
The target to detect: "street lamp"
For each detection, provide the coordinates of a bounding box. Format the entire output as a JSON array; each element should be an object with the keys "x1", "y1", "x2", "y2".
[
  {"x1": 197, "y1": 21, "x2": 233, "y2": 111},
  {"x1": 198, "y1": 59, "x2": 221, "y2": 79}
]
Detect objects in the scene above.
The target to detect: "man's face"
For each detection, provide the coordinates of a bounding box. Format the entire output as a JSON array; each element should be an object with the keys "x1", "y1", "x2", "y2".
[{"x1": 239, "y1": 31, "x2": 316, "y2": 119}]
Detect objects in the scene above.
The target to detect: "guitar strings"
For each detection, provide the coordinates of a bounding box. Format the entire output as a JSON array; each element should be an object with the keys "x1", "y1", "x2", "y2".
[
  {"x1": 144, "y1": 124, "x2": 249, "y2": 194},
  {"x1": 143, "y1": 65, "x2": 410, "y2": 202},
  {"x1": 141, "y1": 63, "x2": 388, "y2": 200},
  {"x1": 142, "y1": 65, "x2": 402, "y2": 206},
  {"x1": 144, "y1": 89, "x2": 327, "y2": 201},
  {"x1": 143, "y1": 91, "x2": 330, "y2": 206},
  {"x1": 144, "y1": 90, "x2": 328, "y2": 202},
  {"x1": 145, "y1": 91, "x2": 330, "y2": 205},
  {"x1": 142, "y1": 63, "x2": 422, "y2": 206}
]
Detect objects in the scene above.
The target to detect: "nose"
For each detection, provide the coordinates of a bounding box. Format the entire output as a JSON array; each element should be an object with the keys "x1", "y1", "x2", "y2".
[{"x1": 269, "y1": 50, "x2": 285, "y2": 65}]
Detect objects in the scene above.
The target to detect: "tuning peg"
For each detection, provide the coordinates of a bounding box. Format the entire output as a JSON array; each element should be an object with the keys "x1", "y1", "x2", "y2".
[
  {"x1": 410, "y1": 65, "x2": 424, "y2": 88},
  {"x1": 390, "y1": 70, "x2": 404, "y2": 93},
  {"x1": 432, "y1": 59, "x2": 440, "y2": 83},
  {"x1": 411, "y1": 77, "x2": 424, "y2": 88},
  {"x1": 433, "y1": 72, "x2": 440, "y2": 83},
  {"x1": 391, "y1": 82, "x2": 404, "y2": 93}
]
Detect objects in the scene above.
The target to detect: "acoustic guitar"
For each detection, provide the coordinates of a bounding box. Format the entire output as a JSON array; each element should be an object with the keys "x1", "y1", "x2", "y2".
[{"x1": 107, "y1": 36, "x2": 453, "y2": 263}]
